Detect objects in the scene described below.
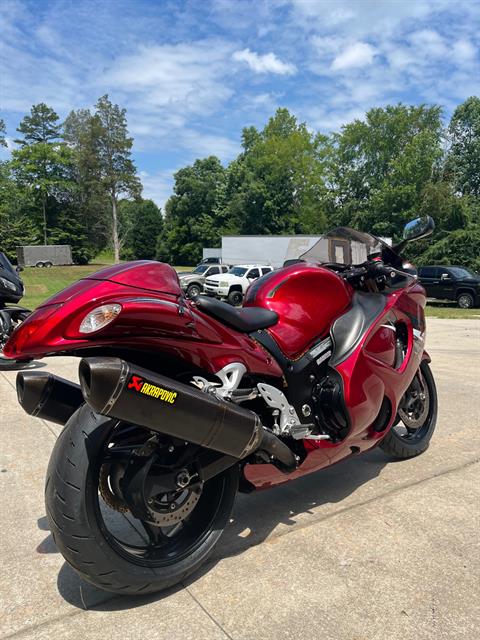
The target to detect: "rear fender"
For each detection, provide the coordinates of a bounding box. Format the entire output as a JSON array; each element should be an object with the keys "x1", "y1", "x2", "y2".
[{"x1": 422, "y1": 350, "x2": 431, "y2": 363}]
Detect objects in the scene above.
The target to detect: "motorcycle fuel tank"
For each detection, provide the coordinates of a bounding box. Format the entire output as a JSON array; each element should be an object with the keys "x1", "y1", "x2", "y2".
[{"x1": 244, "y1": 263, "x2": 352, "y2": 359}]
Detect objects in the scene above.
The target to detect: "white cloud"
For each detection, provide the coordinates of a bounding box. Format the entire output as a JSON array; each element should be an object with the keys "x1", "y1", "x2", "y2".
[
  {"x1": 232, "y1": 48, "x2": 297, "y2": 75},
  {"x1": 452, "y1": 39, "x2": 476, "y2": 63},
  {"x1": 409, "y1": 29, "x2": 447, "y2": 57},
  {"x1": 180, "y1": 129, "x2": 239, "y2": 161},
  {"x1": 331, "y1": 42, "x2": 378, "y2": 71},
  {"x1": 140, "y1": 170, "x2": 175, "y2": 210},
  {"x1": 103, "y1": 40, "x2": 234, "y2": 116},
  {"x1": 289, "y1": 0, "x2": 448, "y2": 38}
]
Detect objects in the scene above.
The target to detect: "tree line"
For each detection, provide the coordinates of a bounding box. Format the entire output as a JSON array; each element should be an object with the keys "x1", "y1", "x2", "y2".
[
  {"x1": 0, "y1": 96, "x2": 161, "y2": 264},
  {"x1": 1, "y1": 96, "x2": 479, "y2": 269}
]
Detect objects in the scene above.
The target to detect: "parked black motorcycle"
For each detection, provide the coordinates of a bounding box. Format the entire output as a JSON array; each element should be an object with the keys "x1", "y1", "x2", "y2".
[{"x1": 0, "y1": 253, "x2": 30, "y2": 360}]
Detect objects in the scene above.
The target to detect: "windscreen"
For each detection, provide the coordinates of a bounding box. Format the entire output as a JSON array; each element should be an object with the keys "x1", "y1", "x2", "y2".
[
  {"x1": 299, "y1": 227, "x2": 389, "y2": 266},
  {"x1": 0, "y1": 252, "x2": 16, "y2": 273}
]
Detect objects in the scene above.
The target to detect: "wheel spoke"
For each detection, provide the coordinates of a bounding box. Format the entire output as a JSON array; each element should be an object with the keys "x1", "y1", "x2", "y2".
[{"x1": 141, "y1": 521, "x2": 170, "y2": 547}]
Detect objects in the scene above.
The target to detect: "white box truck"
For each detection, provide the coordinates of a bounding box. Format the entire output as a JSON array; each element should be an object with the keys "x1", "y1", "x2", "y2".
[
  {"x1": 220, "y1": 234, "x2": 392, "y2": 268},
  {"x1": 221, "y1": 235, "x2": 322, "y2": 269}
]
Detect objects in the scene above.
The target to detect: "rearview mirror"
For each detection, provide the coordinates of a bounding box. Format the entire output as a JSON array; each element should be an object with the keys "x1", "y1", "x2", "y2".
[{"x1": 402, "y1": 216, "x2": 435, "y2": 242}]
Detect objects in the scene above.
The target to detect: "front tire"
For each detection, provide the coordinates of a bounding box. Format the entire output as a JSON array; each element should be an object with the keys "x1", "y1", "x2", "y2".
[
  {"x1": 228, "y1": 290, "x2": 243, "y2": 306},
  {"x1": 186, "y1": 283, "x2": 201, "y2": 299},
  {"x1": 457, "y1": 292, "x2": 475, "y2": 309},
  {"x1": 380, "y1": 361, "x2": 437, "y2": 459},
  {"x1": 45, "y1": 405, "x2": 238, "y2": 594}
]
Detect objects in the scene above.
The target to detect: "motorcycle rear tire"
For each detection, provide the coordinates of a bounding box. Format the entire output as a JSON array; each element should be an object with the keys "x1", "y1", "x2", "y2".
[{"x1": 45, "y1": 404, "x2": 238, "y2": 594}]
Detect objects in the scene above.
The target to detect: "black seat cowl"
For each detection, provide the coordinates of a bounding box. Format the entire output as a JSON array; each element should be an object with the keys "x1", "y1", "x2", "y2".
[{"x1": 195, "y1": 296, "x2": 278, "y2": 332}]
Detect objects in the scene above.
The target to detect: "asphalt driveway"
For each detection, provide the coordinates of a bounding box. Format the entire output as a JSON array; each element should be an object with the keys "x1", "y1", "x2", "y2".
[{"x1": 1, "y1": 318, "x2": 479, "y2": 640}]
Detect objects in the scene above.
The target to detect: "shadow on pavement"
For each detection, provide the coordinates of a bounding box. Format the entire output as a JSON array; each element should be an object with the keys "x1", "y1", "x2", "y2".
[
  {"x1": 0, "y1": 359, "x2": 46, "y2": 371},
  {"x1": 38, "y1": 448, "x2": 388, "y2": 610}
]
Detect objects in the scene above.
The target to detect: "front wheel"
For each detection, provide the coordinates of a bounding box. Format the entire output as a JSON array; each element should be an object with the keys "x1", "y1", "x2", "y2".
[
  {"x1": 45, "y1": 405, "x2": 238, "y2": 594},
  {"x1": 228, "y1": 290, "x2": 243, "y2": 306},
  {"x1": 380, "y1": 361, "x2": 437, "y2": 459},
  {"x1": 186, "y1": 283, "x2": 201, "y2": 299},
  {"x1": 457, "y1": 292, "x2": 475, "y2": 309}
]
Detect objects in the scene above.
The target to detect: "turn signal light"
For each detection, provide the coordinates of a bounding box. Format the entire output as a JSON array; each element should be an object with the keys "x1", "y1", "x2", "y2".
[{"x1": 79, "y1": 304, "x2": 122, "y2": 334}]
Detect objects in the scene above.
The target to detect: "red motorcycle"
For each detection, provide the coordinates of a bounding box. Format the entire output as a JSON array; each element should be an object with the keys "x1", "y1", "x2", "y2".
[{"x1": 5, "y1": 217, "x2": 438, "y2": 595}]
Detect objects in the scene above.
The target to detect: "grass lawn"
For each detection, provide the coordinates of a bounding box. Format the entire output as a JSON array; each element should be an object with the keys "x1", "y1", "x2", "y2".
[
  {"x1": 21, "y1": 263, "x2": 193, "y2": 309},
  {"x1": 424, "y1": 303, "x2": 480, "y2": 319}
]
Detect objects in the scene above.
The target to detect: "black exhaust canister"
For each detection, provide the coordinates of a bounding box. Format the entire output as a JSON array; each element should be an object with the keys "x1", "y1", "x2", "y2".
[
  {"x1": 16, "y1": 371, "x2": 84, "y2": 425},
  {"x1": 79, "y1": 357, "x2": 264, "y2": 460}
]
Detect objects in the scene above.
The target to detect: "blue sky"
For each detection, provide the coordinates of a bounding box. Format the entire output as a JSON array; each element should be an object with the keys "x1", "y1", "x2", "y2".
[{"x1": 1, "y1": 0, "x2": 479, "y2": 207}]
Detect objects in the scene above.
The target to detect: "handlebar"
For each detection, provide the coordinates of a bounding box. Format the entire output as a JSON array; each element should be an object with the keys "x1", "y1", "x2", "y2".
[{"x1": 344, "y1": 259, "x2": 398, "y2": 286}]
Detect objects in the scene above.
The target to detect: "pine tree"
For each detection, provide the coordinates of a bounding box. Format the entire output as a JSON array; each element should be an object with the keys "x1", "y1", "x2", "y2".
[
  {"x1": 12, "y1": 103, "x2": 73, "y2": 244},
  {"x1": 94, "y1": 95, "x2": 141, "y2": 262}
]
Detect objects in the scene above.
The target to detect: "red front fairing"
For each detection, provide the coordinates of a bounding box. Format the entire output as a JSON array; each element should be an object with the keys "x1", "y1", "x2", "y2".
[
  {"x1": 243, "y1": 278, "x2": 427, "y2": 490},
  {"x1": 4, "y1": 262, "x2": 282, "y2": 378}
]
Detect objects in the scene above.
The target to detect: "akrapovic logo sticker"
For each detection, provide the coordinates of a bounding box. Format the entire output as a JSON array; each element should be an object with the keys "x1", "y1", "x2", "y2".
[{"x1": 127, "y1": 375, "x2": 177, "y2": 404}]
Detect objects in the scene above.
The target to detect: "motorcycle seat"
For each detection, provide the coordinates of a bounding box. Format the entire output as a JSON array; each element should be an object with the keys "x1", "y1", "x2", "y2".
[{"x1": 195, "y1": 296, "x2": 279, "y2": 332}]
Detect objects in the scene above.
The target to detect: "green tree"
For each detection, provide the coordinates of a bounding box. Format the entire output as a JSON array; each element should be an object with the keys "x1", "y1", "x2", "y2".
[
  {"x1": 94, "y1": 95, "x2": 141, "y2": 262},
  {"x1": 119, "y1": 198, "x2": 163, "y2": 260},
  {"x1": 329, "y1": 104, "x2": 443, "y2": 239},
  {"x1": 446, "y1": 96, "x2": 480, "y2": 197},
  {"x1": 63, "y1": 108, "x2": 110, "y2": 254},
  {"x1": 11, "y1": 103, "x2": 73, "y2": 244},
  {"x1": 0, "y1": 161, "x2": 38, "y2": 260},
  {"x1": 158, "y1": 157, "x2": 226, "y2": 264},
  {"x1": 416, "y1": 226, "x2": 480, "y2": 272},
  {"x1": 223, "y1": 109, "x2": 330, "y2": 235}
]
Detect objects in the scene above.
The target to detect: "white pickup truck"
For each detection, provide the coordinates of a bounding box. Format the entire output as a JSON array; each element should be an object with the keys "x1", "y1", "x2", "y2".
[{"x1": 203, "y1": 264, "x2": 274, "y2": 305}]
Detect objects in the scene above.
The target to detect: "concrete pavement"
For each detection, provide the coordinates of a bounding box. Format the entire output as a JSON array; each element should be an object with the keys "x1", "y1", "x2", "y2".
[{"x1": 0, "y1": 318, "x2": 479, "y2": 640}]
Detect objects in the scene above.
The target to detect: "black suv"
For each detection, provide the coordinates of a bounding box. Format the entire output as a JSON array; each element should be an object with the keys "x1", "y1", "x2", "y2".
[{"x1": 418, "y1": 265, "x2": 480, "y2": 309}]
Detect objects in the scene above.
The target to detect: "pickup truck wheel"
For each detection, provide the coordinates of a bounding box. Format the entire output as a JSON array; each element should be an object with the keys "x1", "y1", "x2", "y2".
[
  {"x1": 228, "y1": 291, "x2": 243, "y2": 306},
  {"x1": 457, "y1": 292, "x2": 474, "y2": 309},
  {"x1": 186, "y1": 284, "x2": 201, "y2": 299}
]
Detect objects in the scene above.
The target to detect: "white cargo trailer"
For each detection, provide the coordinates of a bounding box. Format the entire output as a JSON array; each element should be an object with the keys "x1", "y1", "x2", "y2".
[{"x1": 17, "y1": 245, "x2": 73, "y2": 267}]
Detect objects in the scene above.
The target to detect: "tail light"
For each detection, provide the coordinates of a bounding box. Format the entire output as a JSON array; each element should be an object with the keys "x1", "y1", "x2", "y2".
[{"x1": 3, "y1": 305, "x2": 61, "y2": 358}]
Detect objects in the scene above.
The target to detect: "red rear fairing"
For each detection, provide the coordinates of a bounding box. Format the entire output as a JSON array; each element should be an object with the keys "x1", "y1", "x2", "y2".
[
  {"x1": 3, "y1": 261, "x2": 282, "y2": 378},
  {"x1": 40, "y1": 261, "x2": 182, "y2": 307}
]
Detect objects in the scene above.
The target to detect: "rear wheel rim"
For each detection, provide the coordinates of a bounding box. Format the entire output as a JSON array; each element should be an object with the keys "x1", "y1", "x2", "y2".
[
  {"x1": 92, "y1": 424, "x2": 228, "y2": 569},
  {"x1": 458, "y1": 294, "x2": 472, "y2": 309}
]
